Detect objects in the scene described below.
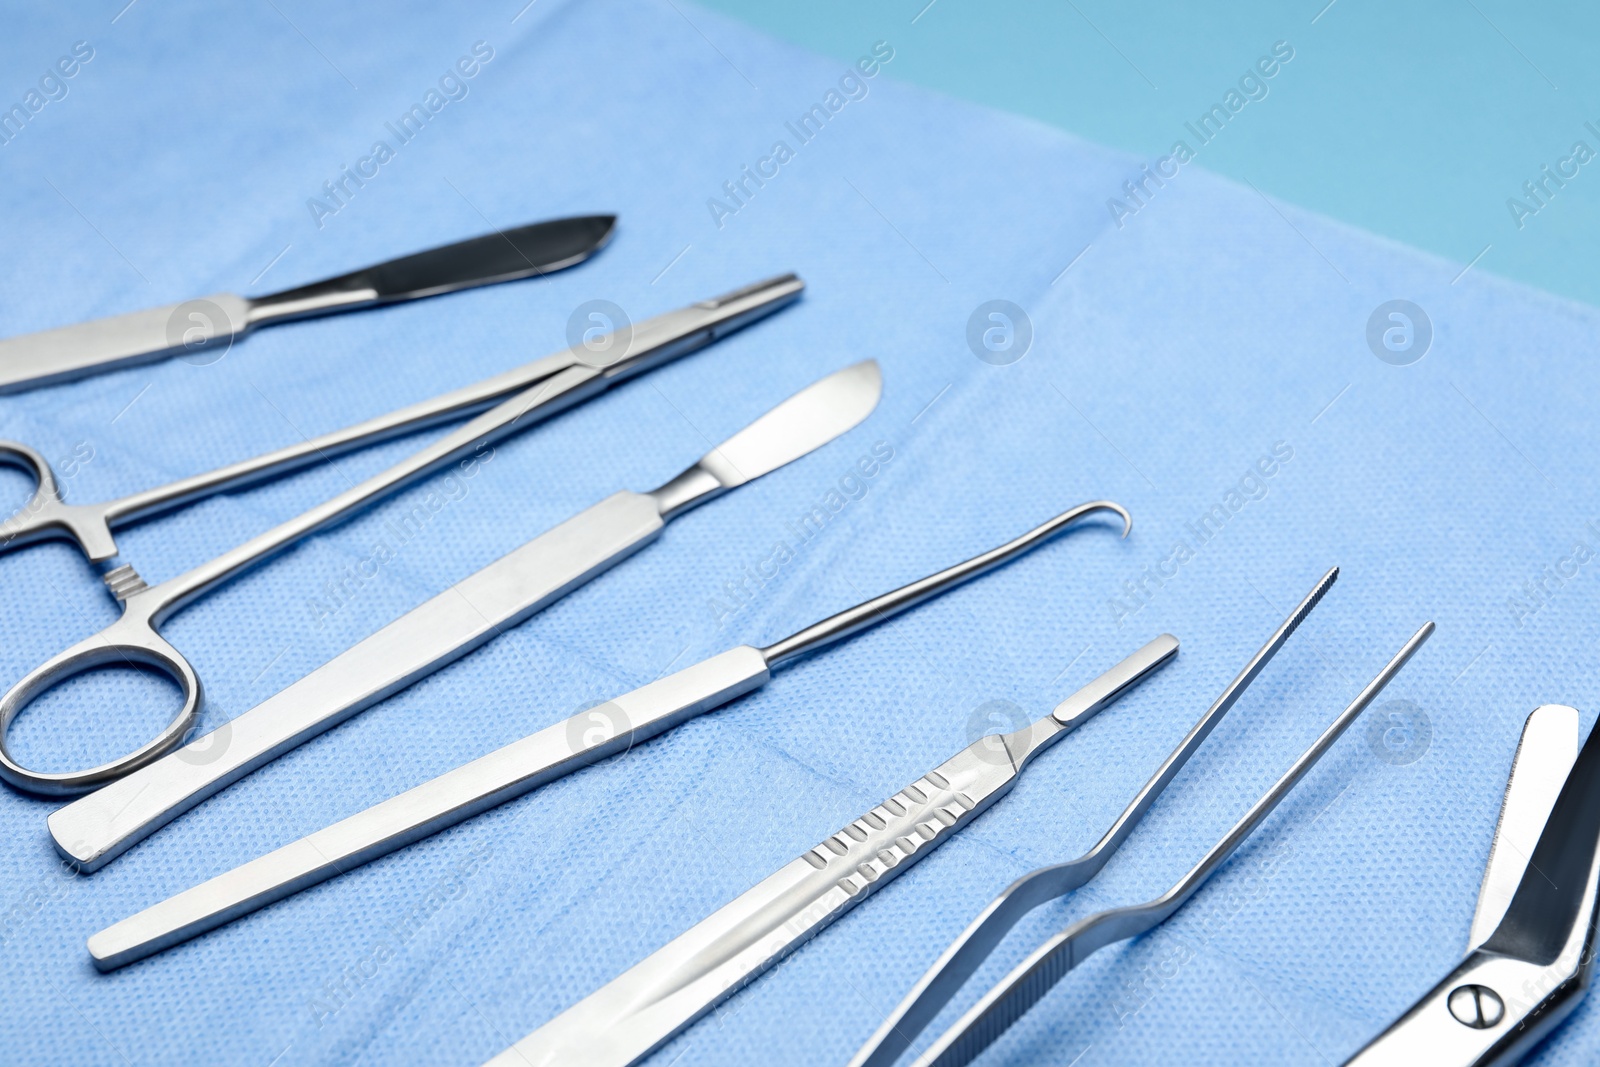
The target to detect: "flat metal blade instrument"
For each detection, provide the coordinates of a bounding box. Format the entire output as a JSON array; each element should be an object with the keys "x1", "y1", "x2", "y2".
[{"x1": 0, "y1": 214, "x2": 615, "y2": 392}]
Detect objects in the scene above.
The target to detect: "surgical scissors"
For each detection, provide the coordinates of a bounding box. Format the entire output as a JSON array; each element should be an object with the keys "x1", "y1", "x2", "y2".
[
  {"x1": 1343, "y1": 704, "x2": 1600, "y2": 1065},
  {"x1": 0, "y1": 274, "x2": 803, "y2": 796}
]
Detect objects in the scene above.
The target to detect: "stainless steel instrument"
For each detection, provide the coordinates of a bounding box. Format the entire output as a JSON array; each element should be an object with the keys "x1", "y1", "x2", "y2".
[
  {"x1": 50, "y1": 361, "x2": 882, "y2": 865},
  {"x1": 0, "y1": 273, "x2": 799, "y2": 565},
  {"x1": 482, "y1": 568, "x2": 1390, "y2": 1067},
  {"x1": 82, "y1": 499, "x2": 1132, "y2": 970},
  {"x1": 854, "y1": 609, "x2": 1434, "y2": 1067},
  {"x1": 1343, "y1": 703, "x2": 1600, "y2": 1066},
  {"x1": 477, "y1": 633, "x2": 1180, "y2": 1067},
  {"x1": 0, "y1": 275, "x2": 803, "y2": 796},
  {"x1": 0, "y1": 214, "x2": 615, "y2": 392}
]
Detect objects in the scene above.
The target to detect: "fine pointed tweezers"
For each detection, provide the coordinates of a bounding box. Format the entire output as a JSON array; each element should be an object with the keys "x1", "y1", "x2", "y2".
[
  {"x1": 479, "y1": 569, "x2": 1348, "y2": 1067},
  {"x1": 856, "y1": 612, "x2": 1435, "y2": 1067}
]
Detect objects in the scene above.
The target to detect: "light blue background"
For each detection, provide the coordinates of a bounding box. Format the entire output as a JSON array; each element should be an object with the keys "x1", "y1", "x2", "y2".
[
  {"x1": 0, "y1": 2, "x2": 1598, "y2": 1066},
  {"x1": 704, "y1": 0, "x2": 1600, "y2": 308}
]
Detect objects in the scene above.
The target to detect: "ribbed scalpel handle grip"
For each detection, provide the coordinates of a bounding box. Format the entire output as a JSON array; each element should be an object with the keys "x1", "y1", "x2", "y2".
[
  {"x1": 490, "y1": 746, "x2": 1018, "y2": 1067},
  {"x1": 800, "y1": 745, "x2": 1018, "y2": 900}
]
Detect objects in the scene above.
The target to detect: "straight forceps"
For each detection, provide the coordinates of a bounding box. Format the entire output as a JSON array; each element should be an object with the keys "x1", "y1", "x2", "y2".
[
  {"x1": 0, "y1": 275, "x2": 802, "y2": 796},
  {"x1": 853, "y1": 596, "x2": 1435, "y2": 1067}
]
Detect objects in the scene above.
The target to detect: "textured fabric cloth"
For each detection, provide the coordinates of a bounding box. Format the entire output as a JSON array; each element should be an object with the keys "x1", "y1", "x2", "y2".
[{"x1": 1, "y1": 2, "x2": 1597, "y2": 1065}]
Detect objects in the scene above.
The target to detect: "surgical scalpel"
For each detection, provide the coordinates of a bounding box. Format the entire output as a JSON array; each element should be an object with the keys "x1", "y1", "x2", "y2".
[
  {"x1": 853, "y1": 616, "x2": 1434, "y2": 1067},
  {"x1": 481, "y1": 570, "x2": 1351, "y2": 1066},
  {"x1": 0, "y1": 214, "x2": 615, "y2": 392},
  {"x1": 85, "y1": 499, "x2": 1133, "y2": 970},
  {"x1": 1343, "y1": 704, "x2": 1600, "y2": 1066},
  {"x1": 51, "y1": 360, "x2": 882, "y2": 867},
  {"x1": 0, "y1": 275, "x2": 803, "y2": 796}
]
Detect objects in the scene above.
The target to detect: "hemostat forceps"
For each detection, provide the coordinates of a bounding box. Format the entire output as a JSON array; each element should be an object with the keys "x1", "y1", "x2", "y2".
[
  {"x1": 0, "y1": 275, "x2": 802, "y2": 796},
  {"x1": 477, "y1": 571, "x2": 1355, "y2": 1067},
  {"x1": 853, "y1": 607, "x2": 1434, "y2": 1067},
  {"x1": 84, "y1": 500, "x2": 1131, "y2": 969},
  {"x1": 1343, "y1": 704, "x2": 1600, "y2": 1065}
]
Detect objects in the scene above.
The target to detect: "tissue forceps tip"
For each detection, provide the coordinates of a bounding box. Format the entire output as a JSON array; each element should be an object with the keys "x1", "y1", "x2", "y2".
[{"x1": 848, "y1": 566, "x2": 1354, "y2": 1067}]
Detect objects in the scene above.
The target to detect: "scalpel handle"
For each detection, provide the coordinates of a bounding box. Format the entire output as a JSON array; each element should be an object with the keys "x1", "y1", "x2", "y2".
[
  {"x1": 488, "y1": 746, "x2": 1022, "y2": 1067},
  {"x1": 49, "y1": 490, "x2": 667, "y2": 872},
  {"x1": 0, "y1": 217, "x2": 615, "y2": 393},
  {"x1": 0, "y1": 295, "x2": 257, "y2": 393},
  {"x1": 86, "y1": 646, "x2": 771, "y2": 971}
]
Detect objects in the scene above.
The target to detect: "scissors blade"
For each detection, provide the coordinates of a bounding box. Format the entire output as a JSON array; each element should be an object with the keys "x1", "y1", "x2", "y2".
[
  {"x1": 1468, "y1": 704, "x2": 1579, "y2": 951},
  {"x1": 1345, "y1": 705, "x2": 1600, "y2": 1066}
]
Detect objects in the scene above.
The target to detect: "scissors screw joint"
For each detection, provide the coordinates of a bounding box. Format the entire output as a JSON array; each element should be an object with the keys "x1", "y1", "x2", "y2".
[{"x1": 1447, "y1": 983, "x2": 1505, "y2": 1028}]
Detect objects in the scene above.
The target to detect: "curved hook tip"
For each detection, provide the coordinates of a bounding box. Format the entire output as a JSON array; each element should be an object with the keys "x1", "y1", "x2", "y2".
[
  {"x1": 1060, "y1": 500, "x2": 1132, "y2": 539},
  {"x1": 1080, "y1": 500, "x2": 1131, "y2": 538}
]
